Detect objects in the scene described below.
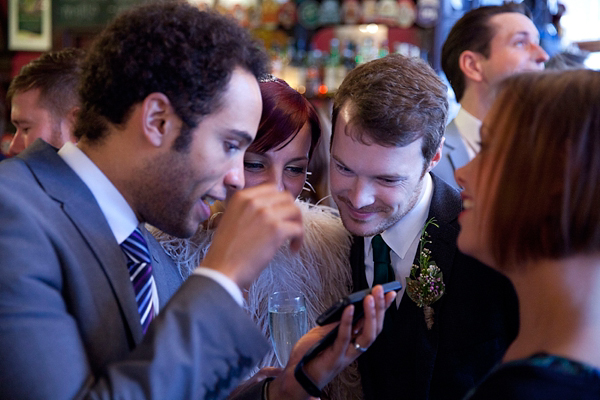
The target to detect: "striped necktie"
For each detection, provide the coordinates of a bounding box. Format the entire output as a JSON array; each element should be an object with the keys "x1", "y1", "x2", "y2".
[
  {"x1": 372, "y1": 234, "x2": 395, "y2": 285},
  {"x1": 120, "y1": 228, "x2": 155, "y2": 334}
]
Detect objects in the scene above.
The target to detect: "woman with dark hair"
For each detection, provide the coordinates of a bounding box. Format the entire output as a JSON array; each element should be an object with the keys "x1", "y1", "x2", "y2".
[
  {"x1": 153, "y1": 77, "x2": 359, "y2": 399},
  {"x1": 456, "y1": 69, "x2": 600, "y2": 399}
]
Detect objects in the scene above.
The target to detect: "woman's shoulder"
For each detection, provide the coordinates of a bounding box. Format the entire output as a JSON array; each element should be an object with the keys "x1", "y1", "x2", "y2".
[
  {"x1": 296, "y1": 201, "x2": 351, "y2": 252},
  {"x1": 298, "y1": 200, "x2": 347, "y2": 234},
  {"x1": 466, "y1": 353, "x2": 600, "y2": 400}
]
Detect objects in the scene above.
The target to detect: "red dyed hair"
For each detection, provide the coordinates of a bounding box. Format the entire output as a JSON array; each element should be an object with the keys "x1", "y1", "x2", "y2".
[{"x1": 249, "y1": 77, "x2": 321, "y2": 159}]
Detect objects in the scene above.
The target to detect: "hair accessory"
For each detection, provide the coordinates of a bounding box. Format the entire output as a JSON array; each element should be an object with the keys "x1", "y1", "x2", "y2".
[{"x1": 258, "y1": 73, "x2": 279, "y2": 83}]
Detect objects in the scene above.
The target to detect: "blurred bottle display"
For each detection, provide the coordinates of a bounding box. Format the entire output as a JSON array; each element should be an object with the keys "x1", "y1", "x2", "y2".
[{"x1": 210, "y1": 0, "x2": 431, "y2": 97}]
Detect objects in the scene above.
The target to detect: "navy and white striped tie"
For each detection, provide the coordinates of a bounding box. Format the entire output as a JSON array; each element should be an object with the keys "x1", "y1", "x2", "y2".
[{"x1": 120, "y1": 228, "x2": 155, "y2": 334}]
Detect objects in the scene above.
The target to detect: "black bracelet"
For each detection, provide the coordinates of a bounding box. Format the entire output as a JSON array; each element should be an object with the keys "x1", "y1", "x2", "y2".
[
  {"x1": 262, "y1": 377, "x2": 275, "y2": 400},
  {"x1": 293, "y1": 359, "x2": 323, "y2": 398}
]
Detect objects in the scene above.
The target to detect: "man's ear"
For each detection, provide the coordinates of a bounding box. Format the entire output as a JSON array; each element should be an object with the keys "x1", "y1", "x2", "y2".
[
  {"x1": 427, "y1": 137, "x2": 444, "y2": 172},
  {"x1": 141, "y1": 92, "x2": 175, "y2": 147},
  {"x1": 459, "y1": 50, "x2": 485, "y2": 83},
  {"x1": 65, "y1": 106, "x2": 80, "y2": 143}
]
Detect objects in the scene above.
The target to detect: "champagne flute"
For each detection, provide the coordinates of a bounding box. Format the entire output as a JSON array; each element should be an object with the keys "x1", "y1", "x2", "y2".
[{"x1": 268, "y1": 291, "x2": 308, "y2": 367}]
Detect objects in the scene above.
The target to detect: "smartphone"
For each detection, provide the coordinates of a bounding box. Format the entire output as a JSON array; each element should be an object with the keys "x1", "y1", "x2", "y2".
[
  {"x1": 300, "y1": 281, "x2": 401, "y2": 364},
  {"x1": 316, "y1": 280, "x2": 402, "y2": 326}
]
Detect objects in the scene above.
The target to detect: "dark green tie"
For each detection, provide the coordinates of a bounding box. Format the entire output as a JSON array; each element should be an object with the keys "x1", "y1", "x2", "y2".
[{"x1": 372, "y1": 234, "x2": 395, "y2": 285}]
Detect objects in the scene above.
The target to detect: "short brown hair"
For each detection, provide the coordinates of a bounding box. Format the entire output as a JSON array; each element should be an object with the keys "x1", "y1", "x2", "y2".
[
  {"x1": 332, "y1": 54, "x2": 448, "y2": 165},
  {"x1": 7, "y1": 48, "x2": 84, "y2": 119},
  {"x1": 442, "y1": 3, "x2": 530, "y2": 102},
  {"x1": 482, "y1": 69, "x2": 600, "y2": 268}
]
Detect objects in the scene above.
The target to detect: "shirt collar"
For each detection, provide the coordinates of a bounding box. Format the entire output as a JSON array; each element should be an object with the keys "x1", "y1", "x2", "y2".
[
  {"x1": 454, "y1": 107, "x2": 482, "y2": 153},
  {"x1": 365, "y1": 173, "x2": 434, "y2": 259},
  {"x1": 58, "y1": 142, "x2": 138, "y2": 244}
]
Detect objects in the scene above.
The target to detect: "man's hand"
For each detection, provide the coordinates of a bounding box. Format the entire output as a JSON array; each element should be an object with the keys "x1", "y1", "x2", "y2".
[
  {"x1": 202, "y1": 184, "x2": 303, "y2": 289},
  {"x1": 268, "y1": 285, "x2": 397, "y2": 399}
]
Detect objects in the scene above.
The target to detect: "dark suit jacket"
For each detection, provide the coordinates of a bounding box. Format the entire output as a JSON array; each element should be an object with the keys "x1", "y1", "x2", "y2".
[
  {"x1": 351, "y1": 174, "x2": 519, "y2": 400},
  {"x1": 433, "y1": 120, "x2": 470, "y2": 190},
  {"x1": 0, "y1": 141, "x2": 269, "y2": 399}
]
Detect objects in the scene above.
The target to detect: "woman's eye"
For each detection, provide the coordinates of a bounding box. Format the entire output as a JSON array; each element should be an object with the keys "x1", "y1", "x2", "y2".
[
  {"x1": 244, "y1": 161, "x2": 264, "y2": 171},
  {"x1": 285, "y1": 166, "x2": 306, "y2": 176}
]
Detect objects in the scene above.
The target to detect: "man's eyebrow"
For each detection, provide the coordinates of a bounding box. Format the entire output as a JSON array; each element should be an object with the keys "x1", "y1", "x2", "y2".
[
  {"x1": 228, "y1": 130, "x2": 253, "y2": 146},
  {"x1": 377, "y1": 174, "x2": 405, "y2": 181},
  {"x1": 331, "y1": 154, "x2": 348, "y2": 167},
  {"x1": 512, "y1": 31, "x2": 540, "y2": 42}
]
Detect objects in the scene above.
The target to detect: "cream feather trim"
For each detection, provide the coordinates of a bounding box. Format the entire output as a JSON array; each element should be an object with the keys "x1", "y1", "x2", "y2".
[{"x1": 151, "y1": 201, "x2": 363, "y2": 400}]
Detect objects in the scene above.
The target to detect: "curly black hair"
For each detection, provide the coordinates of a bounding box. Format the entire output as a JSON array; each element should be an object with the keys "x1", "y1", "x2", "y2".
[{"x1": 75, "y1": 2, "x2": 268, "y2": 151}]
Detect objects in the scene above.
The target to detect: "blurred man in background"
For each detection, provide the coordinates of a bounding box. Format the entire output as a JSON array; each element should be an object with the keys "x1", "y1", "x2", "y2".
[
  {"x1": 7, "y1": 48, "x2": 84, "y2": 156},
  {"x1": 434, "y1": 4, "x2": 548, "y2": 188}
]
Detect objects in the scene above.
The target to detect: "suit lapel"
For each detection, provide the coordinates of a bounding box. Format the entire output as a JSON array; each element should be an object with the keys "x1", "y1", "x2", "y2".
[
  {"x1": 444, "y1": 121, "x2": 470, "y2": 173},
  {"x1": 413, "y1": 174, "x2": 462, "y2": 395},
  {"x1": 20, "y1": 141, "x2": 144, "y2": 344},
  {"x1": 143, "y1": 227, "x2": 183, "y2": 305}
]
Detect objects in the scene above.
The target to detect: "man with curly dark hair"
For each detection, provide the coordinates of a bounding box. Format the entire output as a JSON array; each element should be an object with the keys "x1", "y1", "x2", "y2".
[
  {"x1": 0, "y1": 2, "x2": 395, "y2": 398},
  {"x1": 0, "y1": 2, "x2": 394, "y2": 398}
]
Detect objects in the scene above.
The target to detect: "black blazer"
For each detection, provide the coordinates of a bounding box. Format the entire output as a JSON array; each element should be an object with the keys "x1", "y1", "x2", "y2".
[{"x1": 351, "y1": 174, "x2": 519, "y2": 400}]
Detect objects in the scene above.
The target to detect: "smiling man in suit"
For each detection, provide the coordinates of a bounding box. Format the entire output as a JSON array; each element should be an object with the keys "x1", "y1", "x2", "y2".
[
  {"x1": 329, "y1": 54, "x2": 519, "y2": 400},
  {"x1": 433, "y1": 3, "x2": 548, "y2": 188}
]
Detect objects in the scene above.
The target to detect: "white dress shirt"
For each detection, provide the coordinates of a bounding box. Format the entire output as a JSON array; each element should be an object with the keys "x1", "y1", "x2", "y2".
[
  {"x1": 58, "y1": 142, "x2": 243, "y2": 308},
  {"x1": 454, "y1": 107, "x2": 482, "y2": 160},
  {"x1": 364, "y1": 173, "x2": 434, "y2": 306}
]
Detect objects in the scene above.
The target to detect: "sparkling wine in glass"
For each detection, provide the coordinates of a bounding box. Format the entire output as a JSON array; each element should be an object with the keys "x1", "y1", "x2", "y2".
[{"x1": 268, "y1": 291, "x2": 308, "y2": 367}]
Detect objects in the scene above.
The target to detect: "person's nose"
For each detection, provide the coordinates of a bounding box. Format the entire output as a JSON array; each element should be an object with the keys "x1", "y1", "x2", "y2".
[
  {"x1": 532, "y1": 43, "x2": 549, "y2": 66},
  {"x1": 265, "y1": 166, "x2": 285, "y2": 192},
  {"x1": 8, "y1": 131, "x2": 24, "y2": 156},
  {"x1": 346, "y1": 178, "x2": 375, "y2": 209},
  {"x1": 223, "y1": 158, "x2": 245, "y2": 191},
  {"x1": 455, "y1": 161, "x2": 472, "y2": 191}
]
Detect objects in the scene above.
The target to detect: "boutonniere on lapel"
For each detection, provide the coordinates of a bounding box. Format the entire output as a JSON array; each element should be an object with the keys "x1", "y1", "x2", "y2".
[{"x1": 406, "y1": 217, "x2": 445, "y2": 330}]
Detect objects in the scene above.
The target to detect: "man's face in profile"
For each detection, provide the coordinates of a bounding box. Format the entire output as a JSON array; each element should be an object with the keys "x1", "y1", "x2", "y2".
[
  {"x1": 9, "y1": 88, "x2": 69, "y2": 155},
  {"x1": 135, "y1": 68, "x2": 263, "y2": 238},
  {"x1": 478, "y1": 12, "x2": 549, "y2": 87}
]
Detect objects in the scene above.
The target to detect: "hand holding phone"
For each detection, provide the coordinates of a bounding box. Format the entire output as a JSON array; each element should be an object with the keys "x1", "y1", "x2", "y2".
[
  {"x1": 316, "y1": 281, "x2": 402, "y2": 326},
  {"x1": 300, "y1": 281, "x2": 401, "y2": 364},
  {"x1": 292, "y1": 283, "x2": 398, "y2": 397}
]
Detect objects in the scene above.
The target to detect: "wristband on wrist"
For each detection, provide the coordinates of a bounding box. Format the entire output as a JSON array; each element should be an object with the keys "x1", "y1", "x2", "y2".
[
  {"x1": 293, "y1": 359, "x2": 323, "y2": 398},
  {"x1": 262, "y1": 377, "x2": 275, "y2": 400}
]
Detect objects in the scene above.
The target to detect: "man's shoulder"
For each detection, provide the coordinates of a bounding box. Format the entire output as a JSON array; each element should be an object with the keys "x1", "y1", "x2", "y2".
[{"x1": 429, "y1": 174, "x2": 462, "y2": 223}]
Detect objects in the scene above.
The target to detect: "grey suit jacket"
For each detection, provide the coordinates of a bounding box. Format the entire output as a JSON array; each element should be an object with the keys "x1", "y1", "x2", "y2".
[
  {"x1": 0, "y1": 141, "x2": 269, "y2": 399},
  {"x1": 433, "y1": 120, "x2": 470, "y2": 190}
]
